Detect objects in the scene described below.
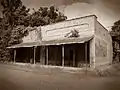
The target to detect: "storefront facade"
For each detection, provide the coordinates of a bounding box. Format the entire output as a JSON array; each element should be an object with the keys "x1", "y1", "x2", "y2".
[{"x1": 8, "y1": 15, "x2": 113, "y2": 68}]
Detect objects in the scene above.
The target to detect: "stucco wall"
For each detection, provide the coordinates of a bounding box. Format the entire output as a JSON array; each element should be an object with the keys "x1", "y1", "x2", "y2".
[
  {"x1": 95, "y1": 20, "x2": 113, "y2": 67},
  {"x1": 41, "y1": 15, "x2": 96, "y2": 68},
  {"x1": 22, "y1": 27, "x2": 41, "y2": 43},
  {"x1": 89, "y1": 37, "x2": 95, "y2": 68},
  {"x1": 41, "y1": 15, "x2": 96, "y2": 41}
]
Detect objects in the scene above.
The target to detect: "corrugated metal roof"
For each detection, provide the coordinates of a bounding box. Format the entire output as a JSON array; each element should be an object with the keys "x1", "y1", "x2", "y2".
[{"x1": 7, "y1": 35, "x2": 93, "y2": 48}]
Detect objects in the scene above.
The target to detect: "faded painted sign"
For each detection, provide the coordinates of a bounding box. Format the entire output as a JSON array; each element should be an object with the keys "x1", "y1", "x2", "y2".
[
  {"x1": 41, "y1": 16, "x2": 95, "y2": 41},
  {"x1": 42, "y1": 24, "x2": 91, "y2": 41}
]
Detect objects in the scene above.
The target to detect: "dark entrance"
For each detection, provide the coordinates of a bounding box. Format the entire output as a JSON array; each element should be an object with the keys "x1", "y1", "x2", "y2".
[
  {"x1": 16, "y1": 47, "x2": 32, "y2": 63},
  {"x1": 15, "y1": 46, "x2": 41, "y2": 64},
  {"x1": 48, "y1": 45, "x2": 62, "y2": 66},
  {"x1": 14, "y1": 42, "x2": 90, "y2": 68},
  {"x1": 47, "y1": 42, "x2": 90, "y2": 68}
]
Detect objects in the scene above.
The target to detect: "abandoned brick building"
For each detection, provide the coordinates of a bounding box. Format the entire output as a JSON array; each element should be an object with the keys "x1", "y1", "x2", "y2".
[{"x1": 8, "y1": 15, "x2": 113, "y2": 68}]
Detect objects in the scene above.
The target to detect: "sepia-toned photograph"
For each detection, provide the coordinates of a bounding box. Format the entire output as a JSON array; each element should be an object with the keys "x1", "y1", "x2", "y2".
[{"x1": 0, "y1": 0, "x2": 120, "y2": 90}]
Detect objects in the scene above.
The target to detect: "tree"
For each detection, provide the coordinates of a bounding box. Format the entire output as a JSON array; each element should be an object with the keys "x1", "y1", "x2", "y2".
[
  {"x1": 0, "y1": 0, "x2": 30, "y2": 62},
  {"x1": 1, "y1": 0, "x2": 30, "y2": 27},
  {"x1": 28, "y1": 6, "x2": 67, "y2": 27},
  {"x1": 0, "y1": 17, "x2": 11, "y2": 62},
  {"x1": 7, "y1": 6, "x2": 67, "y2": 46},
  {"x1": 110, "y1": 20, "x2": 120, "y2": 39},
  {"x1": 8, "y1": 25, "x2": 28, "y2": 46},
  {"x1": 110, "y1": 20, "x2": 120, "y2": 63},
  {"x1": 1, "y1": 0, "x2": 22, "y2": 27},
  {"x1": 0, "y1": 1, "x2": 67, "y2": 62}
]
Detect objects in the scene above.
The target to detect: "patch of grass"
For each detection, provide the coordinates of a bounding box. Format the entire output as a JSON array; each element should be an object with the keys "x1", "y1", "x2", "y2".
[{"x1": 94, "y1": 63, "x2": 120, "y2": 77}]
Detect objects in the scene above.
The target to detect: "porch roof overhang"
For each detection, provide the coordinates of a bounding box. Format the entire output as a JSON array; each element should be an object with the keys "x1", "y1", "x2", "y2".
[
  {"x1": 41, "y1": 35, "x2": 94, "y2": 46},
  {"x1": 7, "y1": 35, "x2": 94, "y2": 48},
  {"x1": 7, "y1": 41, "x2": 41, "y2": 48}
]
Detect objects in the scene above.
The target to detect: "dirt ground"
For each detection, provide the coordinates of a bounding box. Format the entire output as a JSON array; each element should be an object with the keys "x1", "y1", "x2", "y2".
[{"x1": 0, "y1": 63, "x2": 120, "y2": 90}]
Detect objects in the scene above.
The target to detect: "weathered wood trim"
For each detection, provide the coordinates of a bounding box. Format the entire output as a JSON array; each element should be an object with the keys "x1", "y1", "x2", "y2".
[
  {"x1": 14, "y1": 49, "x2": 16, "y2": 63},
  {"x1": 62, "y1": 45, "x2": 65, "y2": 67},
  {"x1": 85, "y1": 42, "x2": 88, "y2": 69},
  {"x1": 73, "y1": 50, "x2": 75, "y2": 67},
  {"x1": 46, "y1": 46, "x2": 49, "y2": 65},
  {"x1": 33, "y1": 46, "x2": 36, "y2": 64}
]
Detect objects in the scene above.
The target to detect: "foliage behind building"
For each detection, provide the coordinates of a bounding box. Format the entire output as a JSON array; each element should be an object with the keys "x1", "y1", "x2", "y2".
[{"x1": 0, "y1": 0, "x2": 67, "y2": 62}]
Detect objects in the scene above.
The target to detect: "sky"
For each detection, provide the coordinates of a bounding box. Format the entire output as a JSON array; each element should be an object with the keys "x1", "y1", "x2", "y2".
[{"x1": 0, "y1": 0, "x2": 120, "y2": 30}]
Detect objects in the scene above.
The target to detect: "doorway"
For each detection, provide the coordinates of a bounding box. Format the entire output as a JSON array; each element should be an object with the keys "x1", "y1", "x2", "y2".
[{"x1": 64, "y1": 43, "x2": 90, "y2": 68}]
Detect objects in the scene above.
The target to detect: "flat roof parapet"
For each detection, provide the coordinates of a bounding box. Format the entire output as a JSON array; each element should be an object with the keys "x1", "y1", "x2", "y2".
[{"x1": 40, "y1": 14, "x2": 97, "y2": 28}]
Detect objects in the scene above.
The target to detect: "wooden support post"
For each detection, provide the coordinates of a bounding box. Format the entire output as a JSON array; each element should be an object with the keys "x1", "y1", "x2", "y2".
[
  {"x1": 85, "y1": 42, "x2": 88, "y2": 73},
  {"x1": 33, "y1": 46, "x2": 36, "y2": 64},
  {"x1": 73, "y1": 50, "x2": 75, "y2": 67},
  {"x1": 40, "y1": 47, "x2": 41, "y2": 63},
  {"x1": 62, "y1": 45, "x2": 65, "y2": 67},
  {"x1": 14, "y1": 49, "x2": 16, "y2": 63},
  {"x1": 30, "y1": 48, "x2": 31, "y2": 63},
  {"x1": 46, "y1": 46, "x2": 49, "y2": 65}
]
